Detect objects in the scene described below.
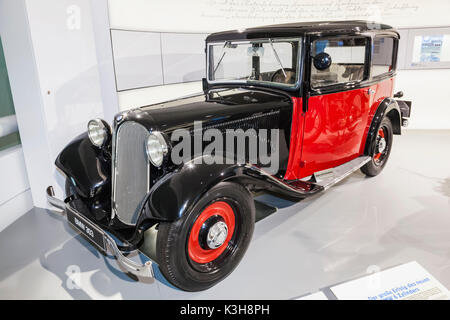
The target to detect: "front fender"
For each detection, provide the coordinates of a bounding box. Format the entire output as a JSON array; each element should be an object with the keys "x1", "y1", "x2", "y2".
[
  {"x1": 144, "y1": 160, "x2": 246, "y2": 222},
  {"x1": 55, "y1": 132, "x2": 111, "y2": 198},
  {"x1": 142, "y1": 155, "x2": 322, "y2": 222}
]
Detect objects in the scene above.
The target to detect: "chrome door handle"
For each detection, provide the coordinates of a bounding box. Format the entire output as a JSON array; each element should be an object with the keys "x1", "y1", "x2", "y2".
[{"x1": 367, "y1": 88, "x2": 375, "y2": 95}]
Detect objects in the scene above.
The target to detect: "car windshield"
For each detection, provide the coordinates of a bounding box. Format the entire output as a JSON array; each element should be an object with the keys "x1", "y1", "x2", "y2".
[{"x1": 208, "y1": 38, "x2": 301, "y2": 87}]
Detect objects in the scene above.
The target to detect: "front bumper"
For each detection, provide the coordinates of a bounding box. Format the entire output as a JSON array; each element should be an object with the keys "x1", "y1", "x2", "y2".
[{"x1": 46, "y1": 186, "x2": 154, "y2": 279}]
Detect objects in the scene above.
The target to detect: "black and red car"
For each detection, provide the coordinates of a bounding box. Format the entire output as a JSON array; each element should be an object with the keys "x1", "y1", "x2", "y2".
[{"x1": 47, "y1": 20, "x2": 411, "y2": 291}]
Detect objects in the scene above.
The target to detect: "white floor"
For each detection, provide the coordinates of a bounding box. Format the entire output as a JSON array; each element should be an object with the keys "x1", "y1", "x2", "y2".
[{"x1": 0, "y1": 130, "x2": 449, "y2": 299}]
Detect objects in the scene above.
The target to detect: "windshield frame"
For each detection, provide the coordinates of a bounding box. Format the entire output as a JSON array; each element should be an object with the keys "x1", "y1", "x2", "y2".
[{"x1": 206, "y1": 37, "x2": 303, "y2": 90}]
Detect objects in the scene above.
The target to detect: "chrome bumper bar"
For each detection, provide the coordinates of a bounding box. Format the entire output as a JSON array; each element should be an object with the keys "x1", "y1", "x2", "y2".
[
  {"x1": 46, "y1": 186, "x2": 66, "y2": 211},
  {"x1": 46, "y1": 186, "x2": 154, "y2": 278}
]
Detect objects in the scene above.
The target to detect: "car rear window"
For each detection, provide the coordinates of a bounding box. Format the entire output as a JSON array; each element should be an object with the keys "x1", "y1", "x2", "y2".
[{"x1": 372, "y1": 37, "x2": 395, "y2": 77}]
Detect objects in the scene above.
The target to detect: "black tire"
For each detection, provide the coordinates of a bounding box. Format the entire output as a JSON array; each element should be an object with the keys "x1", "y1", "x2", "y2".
[
  {"x1": 156, "y1": 181, "x2": 255, "y2": 292},
  {"x1": 361, "y1": 117, "x2": 393, "y2": 177}
]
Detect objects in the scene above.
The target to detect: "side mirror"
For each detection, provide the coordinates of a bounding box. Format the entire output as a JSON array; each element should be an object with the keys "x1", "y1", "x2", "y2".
[
  {"x1": 313, "y1": 52, "x2": 332, "y2": 70},
  {"x1": 394, "y1": 91, "x2": 404, "y2": 98}
]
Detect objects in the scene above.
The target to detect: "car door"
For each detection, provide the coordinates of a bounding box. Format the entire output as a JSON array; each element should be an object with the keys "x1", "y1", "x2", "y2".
[{"x1": 299, "y1": 36, "x2": 372, "y2": 178}]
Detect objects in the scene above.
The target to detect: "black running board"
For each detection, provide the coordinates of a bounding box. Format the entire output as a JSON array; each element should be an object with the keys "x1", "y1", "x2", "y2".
[{"x1": 252, "y1": 156, "x2": 371, "y2": 219}]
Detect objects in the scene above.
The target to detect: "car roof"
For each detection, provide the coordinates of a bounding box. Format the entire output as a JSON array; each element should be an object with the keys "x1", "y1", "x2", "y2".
[{"x1": 206, "y1": 20, "x2": 398, "y2": 42}]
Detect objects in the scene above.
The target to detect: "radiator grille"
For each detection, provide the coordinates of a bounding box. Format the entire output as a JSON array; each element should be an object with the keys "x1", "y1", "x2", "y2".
[{"x1": 113, "y1": 121, "x2": 150, "y2": 225}]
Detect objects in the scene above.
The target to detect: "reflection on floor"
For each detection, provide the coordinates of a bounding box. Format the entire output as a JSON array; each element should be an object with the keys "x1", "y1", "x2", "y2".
[{"x1": 0, "y1": 130, "x2": 449, "y2": 299}]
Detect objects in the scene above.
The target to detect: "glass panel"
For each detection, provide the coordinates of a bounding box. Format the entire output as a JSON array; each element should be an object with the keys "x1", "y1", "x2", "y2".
[
  {"x1": 208, "y1": 39, "x2": 300, "y2": 87},
  {"x1": 0, "y1": 36, "x2": 20, "y2": 151},
  {"x1": 311, "y1": 37, "x2": 367, "y2": 88},
  {"x1": 0, "y1": 132, "x2": 20, "y2": 152},
  {"x1": 372, "y1": 37, "x2": 394, "y2": 77},
  {"x1": 412, "y1": 34, "x2": 450, "y2": 64}
]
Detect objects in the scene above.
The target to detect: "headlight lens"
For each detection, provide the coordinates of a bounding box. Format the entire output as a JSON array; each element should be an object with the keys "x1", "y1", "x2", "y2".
[
  {"x1": 146, "y1": 131, "x2": 168, "y2": 167},
  {"x1": 87, "y1": 119, "x2": 110, "y2": 148}
]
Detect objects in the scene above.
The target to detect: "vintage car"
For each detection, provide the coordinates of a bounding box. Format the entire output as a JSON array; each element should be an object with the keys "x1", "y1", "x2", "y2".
[{"x1": 47, "y1": 20, "x2": 411, "y2": 291}]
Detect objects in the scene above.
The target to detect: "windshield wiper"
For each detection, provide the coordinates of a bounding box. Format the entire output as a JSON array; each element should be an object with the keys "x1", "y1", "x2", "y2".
[
  {"x1": 213, "y1": 41, "x2": 229, "y2": 77},
  {"x1": 269, "y1": 38, "x2": 287, "y2": 78}
]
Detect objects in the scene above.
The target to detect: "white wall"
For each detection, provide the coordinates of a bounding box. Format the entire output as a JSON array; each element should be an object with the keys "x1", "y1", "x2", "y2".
[
  {"x1": 395, "y1": 69, "x2": 450, "y2": 129},
  {"x1": 0, "y1": 0, "x2": 52, "y2": 217},
  {"x1": 0, "y1": 1, "x2": 31, "y2": 228},
  {"x1": 0, "y1": 0, "x2": 118, "y2": 212},
  {"x1": 109, "y1": 0, "x2": 450, "y2": 128},
  {"x1": 118, "y1": 81, "x2": 203, "y2": 111},
  {"x1": 0, "y1": 146, "x2": 33, "y2": 232},
  {"x1": 25, "y1": 0, "x2": 106, "y2": 165},
  {"x1": 91, "y1": 0, "x2": 120, "y2": 123},
  {"x1": 108, "y1": 0, "x2": 450, "y2": 32}
]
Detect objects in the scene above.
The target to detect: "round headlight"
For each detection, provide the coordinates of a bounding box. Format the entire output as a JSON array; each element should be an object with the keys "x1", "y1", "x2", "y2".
[
  {"x1": 87, "y1": 119, "x2": 110, "y2": 148},
  {"x1": 146, "y1": 131, "x2": 168, "y2": 167}
]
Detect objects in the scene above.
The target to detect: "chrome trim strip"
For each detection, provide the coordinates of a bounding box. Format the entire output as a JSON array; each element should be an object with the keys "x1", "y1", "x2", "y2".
[
  {"x1": 316, "y1": 156, "x2": 371, "y2": 190},
  {"x1": 46, "y1": 186, "x2": 154, "y2": 278},
  {"x1": 111, "y1": 119, "x2": 118, "y2": 220}
]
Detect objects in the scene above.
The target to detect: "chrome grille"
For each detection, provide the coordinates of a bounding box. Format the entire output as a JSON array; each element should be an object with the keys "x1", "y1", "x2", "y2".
[{"x1": 113, "y1": 121, "x2": 150, "y2": 225}]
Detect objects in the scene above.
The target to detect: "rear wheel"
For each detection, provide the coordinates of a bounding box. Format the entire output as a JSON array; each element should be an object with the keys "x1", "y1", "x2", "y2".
[
  {"x1": 361, "y1": 117, "x2": 393, "y2": 177},
  {"x1": 156, "y1": 181, "x2": 255, "y2": 291}
]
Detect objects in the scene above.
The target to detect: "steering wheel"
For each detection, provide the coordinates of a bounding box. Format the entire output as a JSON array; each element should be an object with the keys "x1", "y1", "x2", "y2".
[{"x1": 271, "y1": 68, "x2": 296, "y2": 84}]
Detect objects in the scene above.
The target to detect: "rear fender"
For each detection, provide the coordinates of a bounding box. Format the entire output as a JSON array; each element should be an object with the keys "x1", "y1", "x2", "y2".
[{"x1": 364, "y1": 98, "x2": 402, "y2": 156}]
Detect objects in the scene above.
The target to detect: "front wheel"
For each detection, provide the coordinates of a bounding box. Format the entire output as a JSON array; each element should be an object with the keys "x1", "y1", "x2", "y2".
[
  {"x1": 156, "y1": 181, "x2": 255, "y2": 291},
  {"x1": 361, "y1": 116, "x2": 393, "y2": 177}
]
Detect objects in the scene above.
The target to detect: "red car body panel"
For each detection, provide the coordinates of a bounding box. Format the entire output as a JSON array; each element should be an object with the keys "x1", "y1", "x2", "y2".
[{"x1": 285, "y1": 77, "x2": 395, "y2": 180}]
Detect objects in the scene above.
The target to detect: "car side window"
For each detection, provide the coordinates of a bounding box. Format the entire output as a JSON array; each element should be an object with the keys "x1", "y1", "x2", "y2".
[
  {"x1": 311, "y1": 37, "x2": 368, "y2": 88},
  {"x1": 372, "y1": 37, "x2": 395, "y2": 77}
]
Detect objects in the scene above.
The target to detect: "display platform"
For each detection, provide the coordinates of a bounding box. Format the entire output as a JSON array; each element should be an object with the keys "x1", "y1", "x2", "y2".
[{"x1": 0, "y1": 130, "x2": 449, "y2": 299}]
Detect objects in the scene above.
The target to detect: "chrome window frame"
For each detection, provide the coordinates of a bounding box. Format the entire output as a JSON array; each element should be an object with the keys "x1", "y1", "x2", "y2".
[{"x1": 206, "y1": 37, "x2": 303, "y2": 90}]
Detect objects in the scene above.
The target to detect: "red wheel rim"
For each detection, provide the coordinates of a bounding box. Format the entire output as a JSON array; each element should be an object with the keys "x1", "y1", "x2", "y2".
[
  {"x1": 374, "y1": 128, "x2": 385, "y2": 161},
  {"x1": 188, "y1": 201, "x2": 235, "y2": 264}
]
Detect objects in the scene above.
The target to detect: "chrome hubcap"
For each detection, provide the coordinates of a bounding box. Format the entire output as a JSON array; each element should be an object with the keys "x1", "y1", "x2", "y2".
[
  {"x1": 206, "y1": 221, "x2": 228, "y2": 249},
  {"x1": 377, "y1": 137, "x2": 386, "y2": 153}
]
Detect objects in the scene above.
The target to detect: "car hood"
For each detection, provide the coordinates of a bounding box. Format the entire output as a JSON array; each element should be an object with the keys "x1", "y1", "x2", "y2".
[{"x1": 114, "y1": 88, "x2": 293, "y2": 133}]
